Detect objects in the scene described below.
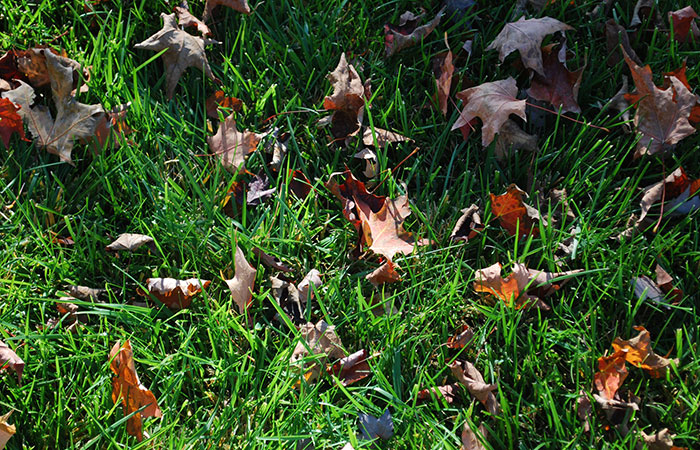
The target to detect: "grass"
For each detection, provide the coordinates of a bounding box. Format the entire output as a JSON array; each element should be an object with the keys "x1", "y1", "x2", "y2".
[{"x1": 1, "y1": 0, "x2": 699, "y2": 448}]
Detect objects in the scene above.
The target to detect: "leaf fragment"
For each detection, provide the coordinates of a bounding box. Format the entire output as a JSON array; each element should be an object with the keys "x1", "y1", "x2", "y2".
[
  {"x1": 450, "y1": 361, "x2": 500, "y2": 415},
  {"x1": 208, "y1": 113, "x2": 261, "y2": 173},
  {"x1": 384, "y1": 8, "x2": 445, "y2": 57},
  {"x1": 137, "y1": 278, "x2": 210, "y2": 310},
  {"x1": 106, "y1": 233, "x2": 155, "y2": 252},
  {"x1": 0, "y1": 341, "x2": 23, "y2": 383},
  {"x1": 224, "y1": 246, "x2": 256, "y2": 320},
  {"x1": 359, "y1": 409, "x2": 394, "y2": 440}
]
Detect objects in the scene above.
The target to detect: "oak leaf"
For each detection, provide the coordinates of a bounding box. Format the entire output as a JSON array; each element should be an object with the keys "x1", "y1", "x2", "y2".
[
  {"x1": 137, "y1": 278, "x2": 210, "y2": 310},
  {"x1": 134, "y1": 13, "x2": 221, "y2": 99},
  {"x1": 0, "y1": 98, "x2": 25, "y2": 148},
  {"x1": 451, "y1": 77, "x2": 526, "y2": 147},
  {"x1": 490, "y1": 184, "x2": 541, "y2": 237},
  {"x1": 359, "y1": 409, "x2": 393, "y2": 440},
  {"x1": 0, "y1": 341, "x2": 23, "y2": 382},
  {"x1": 527, "y1": 43, "x2": 584, "y2": 114},
  {"x1": 106, "y1": 233, "x2": 155, "y2": 252},
  {"x1": 208, "y1": 112, "x2": 261, "y2": 173},
  {"x1": 0, "y1": 412, "x2": 15, "y2": 450},
  {"x1": 323, "y1": 53, "x2": 367, "y2": 139},
  {"x1": 450, "y1": 361, "x2": 500, "y2": 415},
  {"x1": 203, "y1": 0, "x2": 251, "y2": 21},
  {"x1": 109, "y1": 340, "x2": 162, "y2": 442},
  {"x1": 612, "y1": 326, "x2": 678, "y2": 378},
  {"x1": 224, "y1": 246, "x2": 256, "y2": 320},
  {"x1": 486, "y1": 17, "x2": 573, "y2": 76},
  {"x1": 622, "y1": 48, "x2": 696, "y2": 157},
  {"x1": 384, "y1": 7, "x2": 445, "y2": 57}
]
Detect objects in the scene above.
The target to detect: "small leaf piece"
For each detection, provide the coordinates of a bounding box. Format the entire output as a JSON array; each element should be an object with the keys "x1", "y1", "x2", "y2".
[
  {"x1": 252, "y1": 247, "x2": 292, "y2": 272},
  {"x1": 593, "y1": 350, "x2": 628, "y2": 400},
  {"x1": 359, "y1": 409, "x2": 394, "y2": 440},
  {"x1": 0, "y1": 412, "x2": 16, "y2": 450},
  {"x1": 134, "y1": 13, "x2": 221, "y2": 99},
  {"x1": 137, "y1": 278, "x2": 210, "y2": 310},
  {"x1": 638, "y1": 167, "x2": 700, "y2": 222},
  {"x1": 434, "y1": 49, "x2": 454, "y2": 116},
  {"x1": 0, "y1": 98, "x2": 25, "y2": 148},
  {"x1": 205, "y1": 90, "x2": 242, "y2": 119},
  {"x1": 452, "y1": 77, "x2": 527, "y2": 147},
  {"x1": 451, "y1": 204, "x2": 484, "y2": 242},
  {"x1": 109, "y1": 340, "x2": 162, "y2": 442},
  {"x1": 527, "y1": 44, "x2": 584, "y2": 114},
  {"x1": 290, "y1": 320, "x2": 345, "y2": 383},
  {"x1": 224, "y1": 246, "x2": 256, "y2": 320},
  {"x1": 324, "y1": 53, "x2": 367, "y2": 139},
  {"x1": 362, "y1": 127, "x2": 410, "y2": 147},
  {"x1": 203, "y1": 0, "x2": 251, "y2": 20},
  {"x1": 447, "y1": 325, "x2": 474, "y2": 349},
  {"x1": 208, "y1": 113, "x2": 261, "y2": 173},
  {"x1": 366, "y1": 261, "x2": 401, "y2": 287},
  {"x1": 174, "y1": 4, "x2": 212, "y2": 37},
  {"x1": 327, "y1": 349, "x2": 371, "y2": 386},
  {"x1": 669, "y1": 6, "x2": 699, "y2": 43},
  {"x1": 384, "y1": 8, "x2": 445, "y2": 57},
  {"x1": 417, "y1": 383, "x2": 459, "y2": 404},
  {"x1": 461, "y1": 423, "x2": 488, "y2": 450},
  {"x1": 486, "y1": 17, "x2": 574, "y2": 76},
  {"x1": 450, "y1": 361, "x2": 500, "y2": 415},
  {"x1": 639, "y1": 428, "x2": 686, "y2": 450},
  {"x1": 490, "y1": 184, "x2": 541, "y2": 237},
  {"x1": 106, "y1": 233, "x2": 155, "y2": 252},
  {"x1": 0, "y1": 341, "x2": 23, "y2": 382}
]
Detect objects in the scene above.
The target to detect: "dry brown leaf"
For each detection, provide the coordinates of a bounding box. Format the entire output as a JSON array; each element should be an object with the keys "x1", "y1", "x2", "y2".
[
  {"x1": 622, "y1": 48, "x2": 696, "y2": 157},
  {"x1": 594, "y1": 350, "x2": 628, "y2": 400},
  {"x1": 353, "y1": 148, "x2": 378, "y2": 178},
  {"x1": 527, "y1": 43, "x2": 584, "y2": 114},
  {"x1": 323, "y1": 53, "x2": 367, "y2": 139},
  {"x1": 576, "y1": 390, "x2": 592, "y2": 433},
  {"x1": 486, "y1": 16, "x2": 573, "y2": 76},
  {"x1": 493, "y1": 119, "x2": 538, "y2": 160},
  {"x1": 289, "y1": 170, "x2": 312, "y2": 199},
  {"x1": 451, "y1": 77, "x2": 526, "y2": 147},
  {"x1": 68, "y1": 285, "x2": 107, "y2": 301},
  {"x1": 174, "y1": 3, "x2": 212, "y2": 37},
  {"x1": 0, "y1": 341, "x2": 23, "y2": 383},
  {"x1": 224, "y1": 246, "x2": 256, "y2": 320},
  {"x1": 416, "y1": 383, "x2": 459, "y2": 404},
  {"x1": 451, "y1": 204, "x2": 484, "y2": 243},
  {"x1": 384, "y1": 7, "x2": 445, "y2": 57},
  {"x1": 109, "y1": 340, "x2": 162, "y2": 442},
  {"x1": 93, "y1": 102, "x2": 133, "y2": 151},
  {"x1": 252, "y1": 247, "x2": 293, "y2": 272},
  {"x1": 434, "y1": 49, "x2": 454, "y2": 116},
  {"x1": 669, "y1": 6, "x2": 699, "y2": 43},
  {"x1": 450, "y1": 361, "x2": 500, "y2": 415},
  {"x1": 637, "y1": 428, "x2": 687, "y2": 450},
  {"x1": 461, "y1": 423, "x2": 488, "y2": 450},
  {"x1": 291, "y1": 320, "x2": 345, "y2": 384},
  {"x1": 490, "y1": 184, "x2": 542, "y2": 237},
  {"x1": 106, "y1": 233, "x2": 155, "y2": 252},
  {"x1": 203, "y1": 0, "x2": 251, "y2": 21},
  {"x1": 366, "y1": 261, "x2": 401, "y2": 287},
  {"x1": 327, "y1": 349, "x2": 371, "y2": 386},
  {"x1": 134, "y1": 13, "x2": 221, "y2": 99},
  {"x1": 447, "y1": 325, "x2": 474, "y2": 349},
  {"x1": 638, "y1": 168, "x2": 700, "y2": 223},
  {"x1": 205, "y1": 90, "x2": 242, "y2": 119},
  {"x1": 208, "y1": 113, "x2": 261, "y2": 173},
  {"x1": 612, "y1": 326, "x2": 678, "y2": 378},
  {"x1": 633, "y1": 264, "x2": 682, "y2": 307},
  {"x1": 137, "y1": 278, "x2": 210, "y2": 310},
  {"x1": 0, "y1": 412, "x2": 16, "y2": 450},
  {"x1": 605, "y1": 19, "x2": 641, "y2": 68},
  {"x1": 362, "y1": 126, "x2": 410, "y2": 147}
]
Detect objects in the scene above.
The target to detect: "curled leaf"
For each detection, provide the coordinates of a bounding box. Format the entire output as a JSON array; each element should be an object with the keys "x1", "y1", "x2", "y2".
[{"x1": 137, "y1": 278, "x2": 210, "y2": 310}]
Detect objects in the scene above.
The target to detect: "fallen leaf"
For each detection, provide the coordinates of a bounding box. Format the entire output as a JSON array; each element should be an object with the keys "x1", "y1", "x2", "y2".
[
  {"x1": 451, "y1": 204, "x2": 484, "y2": 242},
  {"x1": 289, "y1": 170, "x2": 312, "y2": 199},
  {"x1": 3, "y1": 51, "x2": 104, "y2": 164},
  {"x1": 605, "y1": 19, "x2": 641, "y2": 68},
  {"x1": 252, "y1": 247, "x2": 292, "y2": 272},
  {"x1": 247, "y1": 172, "x2": 275, "y2": 206},
  {"x1": 638, "y1": 428, "x2": 686, "y2": 450},
  {"x1": 298, "y1": 269, "x2": 322, "y2": 304},
  {"x1": 0, "y1": 412, "x2": 16, "y2": 450},
  {"x1": 205, "y1": 90, "x2": 242, "y2": 119},
  {"x1": 447, "y1": 325, "x2": 474, "y2": 349},
  {"x1": 208, "y1": 113, "x2": 261, "y2": 173},
  {"x1": 270, "y1": 276, "x2": 305, "y2": 323},
  {"x1": 461, "y1": 423, "x2": 488, "y2": 450},
  {"x1": 366, "y1": 261, "x2": 401, "y2": 287},
  {"x1": 622, "y1": 48, "x2": 696, "y2": 157},
  {"x1": 137, "y1": 277, "x2": 211, "y2": 310},
  {"x1": 362, "y1": 126, "x2": 410, "y2": 147},
  {"x1": 450, "y1": 361, "x2": 500, "y2": 415},
  {"x1": 106, "y1": 233, "x2": 155, "y2": 252},
  {"x1": 109, "y1": 340, "x2": 162, "y2": 442},
  {"x1": 68, "y1": 285, "x2": 107, "y2": 301},
  {"x1": 493, "y1": 119, "x2": 538, "y2": 160},
  {"x1": 490, "y1": 184, "x2": 541, "y2": 237},
  {"x1": 594, "y1": 350, "x2": 628, "y2": 400},
  {"x1": 576, "y1": 390, "x2": 592, "y2": 433},
  {"x1": 0, "y1": 49, "x2": 25, "y2": 82},
  {"x1": 451, "y1": 77, "x2": 527, "y2": 147},
  {"x1": 0, "y1": 98, "x2": 25, "y2": 148},
  {"x1": 603, "y1": 75, "x2": 633, "y2": 132},
  {"x1": 631, "y1": 0, "x2": 660, "y2": 28},
  {"x1": 0, "y1": 341, "x2": 23, "y2": 382},
  {"x1": 359, "y1": 409, "x2": 394, "y2": 440},
  {"x1": 417, "y1": 383, "x2": 459, "y2": 404},
  {"x1": 224, "y1": 246, "x2": 256, "y2": 319},
  {"x1": 93, "y1": 102, "x2": 133, "y2": 150},
  {"x1": 202, "y1": 0, "x2": 251, "y2": 21},
  {"x1": 353, "y1": 148, "x2": 378, "y2": 178},
  {"x1": 662, "y1": 62, "x2": 700, "y2": 126},
  {"x1": 264, "y1": 128, "x2": 289, "y2": 170},
  {"x1": 134, "y1": 13, "x2": 221, "y2": 99},
  {"x1": 638, "y1": 167, "x2": 700, "y2": 222},
  {"x1": 327, "y1": 349, "x2": 371, "y2": 386},
  {"x1": 434, "y1": 49, "x2": 454, "y2": 116},
  {"x1": 612, "y1": 326, "x2": 678, "y2": 377},
  {"x1": 384, "y1": 7, "x2": 445, "y2": 57},
  {"x1": 527, "y1": 43, "x2": 584, "y2": 114},
  {"x1": 633, "y1": 264, "x2": 682, "y2": 307},
  {"x1": 16, "y1": 48, "x2": 87, "y2": 90},
  {"x1": 486, "y1": 17, "x2": 573, "y2": 76},
  {"x1": 669, "y1": 6, "x2": 699, "y2": 43},
  {"x1": 323, "y1": 53, "x2": 367, "y2": 139},
  {"x1": 174, "y1": 2, "x2": 212, "y2": 37},
  {"x1": 328, "y1": 170, "x2": 429, "y2": 261},
  {"x1": 290, "y1": 320, "x2": 345, "y2": 383}
]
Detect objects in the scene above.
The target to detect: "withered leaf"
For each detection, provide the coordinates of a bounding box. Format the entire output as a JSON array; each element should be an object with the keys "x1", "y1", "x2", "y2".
[
  {"x1": 669, "y1": 6, "x2": 699, "y2": 43},
  {"x1": 289, "y1": 170, "x2": 312, "y2": 199},
  {"x1": 451, "y1": 77, "x2": 527, "y2": 147},
  {"x1": 384, "y1": 7, "x2": 445, "y2": 57},
  {"x1": 605, "y1": 19, "x2": 641, "y2": 68},
  {"x1": 109, "y1": 340, "x2": 162, "y2": 442},
  {"x1": 450, "y1": 361, "x2": 500, "y2": 415},
  {"x1": 638, "y1": 428, "x2": 685, "y2": 450},
  {"x1": 594, "y1": 350, "x2": 628, "y2": 400},
  {"x1": 461, "y1": 423, "x2": 488, "y2": 450},
  {"x1": 490, "y1": 184, "x2": 542, "y2": 237},
  {"x1": 366, "y1": 261, "x2": 401, "y2": 287},
  {"x1": 451, "y1": 204, "x2": 484, "y2": 243},
  {"x1": 208, "y1": 113, "x2": 261, "y2": 173},
  {"x1": 576, "y1": 390, "x2": 592, "y2": 433},
  {"x1": 327, "y1": 349, "x2": 371, "y2": 386},
  {"x1": 205, "y1": 90, "x2": 242, "y2": 119},
  {"x1": 0, "y1": 98, "x2": 25, "y2": 148},
  {"x1": 353, "y1": 148, "x2": 378, "y2": 178},
  {"x1": 134, "y1": 13, "x2": 221, "y2": 99},
  {"x1": 271, "y1": 276, "x2": 304, "y2": 323},
  {"x1": 638, "y1": 167, "x2": 700, "y2": 223},
  {"x1": 247, "y1": 173, "x2": 275, "y2": 206},
  {"x1": 417, "y1": 383, "x2": 459, "y2": 404},
  {"x1": 323, "y1": 53, "x2": 366, "y2": 139},
  {"x1": 0, "y1": 412, "x2": 16, "y2": 450},
  {"x1": 174, "y1": 3, "x2": 212, "y2": 37},
  {"x1": 493, "y1": 119, "x2": 538, "y2": 160},
  {"x1": 486, "y1": 17, "x2": 573, "y2": 76},
  {"x1": 359, "y1": 409, "x2": 394, "y2": 440},
  {"x1": 137, "y1": 277, "x2": 211, "y2": 310},
  {"x1": 203, "y1": 0, "x2": 251, "y2": 21},
  {"x1": 290, "y1": 320, "x2": 345, "y2": 384},
  {"x1": 106, "y1": 233, "x2": 155, "y2": 252},
  {"x1": 447, "y1": 325, "x2": 474, "y2": 349},
  {"x1": 527, "y1": 44, "x2": 584, "y2": 114},
  {"x1": 252, "y1": 247, "x2": 292, "y2": 273},
  {"x1": 224, "y1": 246, "x2": 256, "y2": 319},
  {"x1": 68, "y1": 285, "x2": 107, "y2": 301},
  {"x1": 433, "y1": 49, "x2": 454, "y2": 116},
  {"x1": 612, "y1": 326, "x2": 678, "y2": 378},
  {"x1": 0, "y1": 341, "x2": 23, "y2": 383},
  {"x1": 362, "y1": 126, "x2": 410, "y2": 147}
]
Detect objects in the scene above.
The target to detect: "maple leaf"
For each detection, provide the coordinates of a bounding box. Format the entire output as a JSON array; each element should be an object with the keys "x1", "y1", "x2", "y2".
[
  {"x1": 328, "y1": 170, "x2": 429, "y2": 261},
  {"x1": 137, "y1": 278, "x2": 211, "y2": 310},
  {"x1": 669, "y1": 6, "x2": 699, "y2": 43},
  {"x1": 490, "y1": 184, "x2": 542, "y2": 237},
  {"x1": 0, "y1": 340, "x2": 23, "y2": 383},
  {"x1": 365, "y1": 261, "x2": 401, "y2": 287},
  {"x1": 593, "y1": 350, "x2": 628, "y2": 400},
  {"x1": 433, "y1": 49, "x2": 454, "y2": 116},
  {"x1": 202, "y1": 0, "x2": 251, "y2": 21},
  {"x1": 205, "y1": 90, "x2": 242, "y2": 119},
  {"x1": 639, "y1": 428, "x2": 687, "y2": 450},
  {"x1": 359, "y1": 409, "x2": 393, "y2": 440},
  {"x1": 450, "y1": 361, "x2": 500, "y2": 415},
  {"x1": 109, "y1": 340, "x2": 162, "y2": 442},
  {"x1": 327, "y1": 349, "x2": 371, "y2": 386},
  {"x1": 0, "y1": 98, "x2": 26, "y2": 148},
  {"x1": 612, "y1": 326, "x2": 678, "y2": 378},
  {"x1": 323, "y1": 53, "x2": 367, "y2": 139},
  {"x1": 662, "y1": 62, "x2": 700, "y2": 126},
  {"x1": 527, "y1": 43, "x2": 584, "y2": 114},
  {"x1": 451, "y1": 77, "x2": 526, "y2": 147},
  {"x1": 2, "y1": 51, "x2": 104, "y2": 165},
  {"x1": 0, "y1": 412, "x2": 16, "y2": 450},
  {"x1": 493, "y1": 119, "x2": 538, "y2": 160},
  {"x1": 451, "y1": 204, "x2": 484, "y2": 243},
  {"x1": 105, "y1": 233, "x2": 155, "y2": 252},
  {"x1": 460, "y1": 423, "x2": 488, "y2": 450},
  {"x1": 633, "y1": 264, "x2": 683, "y2": 307},
  {"x1": 486, "y1": 17, "x2": 573, "y2": 76},
  {"x1": 290, "y1": 320, "x2": 345, "y2": 384},
  {"x1": 15, "y1": 48, "x2": 88, "y2": 91},
  {"x1": 637, "y1": 167, "x2": 700, "y2": 222},
  {"x1": 384, "y1": 7, "x2": 445, "y2": 57},
  {"x1": 224, "y1": 246, "x2": 256, "y2": 320},
  {"x1": 174, "y1": 2, "x2": 212, "y2": 37},
  {"x1": 134, "y1": 13, "x2": 221, "y2": 99},
  {"x1": 622, "y1": 48, "x2": 696, "y2": 157},
  {"x1": 208, "y1": 112, "x2": 261, "y2": 173}
]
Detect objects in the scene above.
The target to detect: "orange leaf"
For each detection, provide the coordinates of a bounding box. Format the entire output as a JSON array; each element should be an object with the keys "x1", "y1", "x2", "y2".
[
  {"x1": 611, "y1": 326, "x2": 677, "y2": 378},
  {"x1": 0, "y1": 98, "x2": 26, "y2": 148},
  {"x1": 593, "y1": 350, "x2": 628, "y2": 400},
  {"x1": 490, "y1": 185, "x2": 540, "y2": 237},
  {"x1": 205, "y1": 90, "x2": 242, "y2": 119},
  {"x1": 137, "y1": 278, "x2": 210, "y2": 310}
]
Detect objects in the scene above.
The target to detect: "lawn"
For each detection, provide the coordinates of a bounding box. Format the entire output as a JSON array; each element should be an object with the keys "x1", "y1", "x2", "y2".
[{"x1": 1, "y1": 0, "x2": 699, "y2": 448}]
